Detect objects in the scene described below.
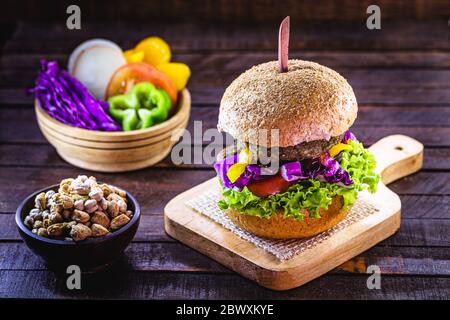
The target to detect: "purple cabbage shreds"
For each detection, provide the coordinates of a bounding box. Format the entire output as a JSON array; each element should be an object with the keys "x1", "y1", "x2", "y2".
[
  {"x1": 233, "y1": 165, "x2": 261, "y2": 191},
  {"x1": 214, "y1": 154, "x2": 238, "y2": 189},
  {"x1": 280, "y1": 161, "x2": 303, "y2": 182},
  {"x1": 213, "y1": 154, "x2": 262, "y2": 191},
  {"x1": 320, "y1": 153, "x2": 353, "y2": 186},
  {"x1": 29, "y1": 60, "x2": 121, "y2": 131},
  {"x1": 280, "y1": 159, "x2": 324, "y2": 182},
  {"x1": 214, "y1": 151, "x2": 354, "y2": 190},
  {"x1": 342, "y1": 130, "x2": 358, "y2": 144}
]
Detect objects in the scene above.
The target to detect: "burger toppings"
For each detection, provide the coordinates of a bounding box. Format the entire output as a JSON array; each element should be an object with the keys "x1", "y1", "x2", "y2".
[
  {"x1": 257, "y1": 134, "x2": 345, "y2": 161},
  {"x1": 342, "y1": 130, "x2": 358, "y2": 144},
  {"x1": 247, "y1": 175, "x2": 292, "y2": 198},
  {"x1": 215, "y1": 131, "x2": 379, "y2": 220},
  {"x1": 226, "y1": 148, "x2": 253, "y2": 183},
  {"x1": 328, "y1": 143, "x2": 353, "y2": 158},
  {"x1": 216, "y1": 131, "x2": 357, "y2": 190},
  {"x1": 214, "y1": 152, "x2": 262, "y2": 190}
]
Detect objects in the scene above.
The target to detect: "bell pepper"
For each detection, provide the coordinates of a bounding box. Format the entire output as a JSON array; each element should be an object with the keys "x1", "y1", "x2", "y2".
[
  {"x1": 107, "y1": 82, "x2": 171, "y2": 131},
  {"x1": 328, "y1": 143, "x2": 353, "y2": 158},
  {"x1": 135, "y1": 37, "x2": 171, "y2": 66},
  {"x1": 156, "y1": 63, "x2": 191, "y2": 91},
  {"x1": 124, "y1": 49, "x2": 145, "y2": 63},
  {"x1": 226, "y1": 147, "x2": 253, "y2": 183}
]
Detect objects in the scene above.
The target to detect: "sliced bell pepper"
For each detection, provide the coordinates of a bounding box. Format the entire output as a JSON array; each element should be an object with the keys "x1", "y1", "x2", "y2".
[
  {"x1": 107, "y1": 82, "x2": 171, "y2": 131},
  {"x1": 329, "y1": 143, "x2": 353, "y2": 158},
  {"x1": 122, "y1": 109, "x2": 139, "y2": 131},
  {"x1": 124, "y1": 49, "x2": 145, "y2": 63},
  {"x1": 226, "y1": 147, "x2": 253, "y2": 183},
  {"x1": 156, "y1": 62, "x2": 191, "y2": 91}
]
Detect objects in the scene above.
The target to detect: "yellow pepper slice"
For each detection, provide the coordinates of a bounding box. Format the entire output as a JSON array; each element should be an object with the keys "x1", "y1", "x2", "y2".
[
  {"x1": 226, "y1": 163, "x2": 247, "y2": 183},
  {"x1": 238, "y1": 147, "x2": 252, "y2": 164},
  {"x1": 226, "y1": 148, "x2": 253, "y2": 183},
  {"x1": 135, "y1": 37, "x2": 171, "y2": 66},
  {"x1": 124, "y1": 50, "x2": 145, "y2": 63},
  {"x1": 156, "y1": 63, "x2": 191, "y2": 91},
  {"x1": 329, "y1": 143, "x2": 353, "y2": 158}
]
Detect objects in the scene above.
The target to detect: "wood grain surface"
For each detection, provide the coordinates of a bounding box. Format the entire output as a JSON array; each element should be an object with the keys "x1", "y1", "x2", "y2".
[{"x1": 0, "y1": 14, "x2": 449, "y2": 299}]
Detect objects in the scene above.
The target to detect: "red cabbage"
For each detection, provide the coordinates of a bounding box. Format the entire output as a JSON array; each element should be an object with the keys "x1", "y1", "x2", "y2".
[
  {"x1": 342, "y1": 130, "x2": 358, "y2": 143},
  {"x1": 30, "y1": 60, "x2": 121, "y2": 131},
  {"x1": 233, "y1": 165, "x2": 262, "y2": 190},
  {"x1": 213, "y1": 154, "x2": 237, "y2": 189},
  {"x1": 214, "y1": 136, "x2": 356, "y2": 190},
  {"x1": 213, "y1": 154, "x2": 262, "y2": 190},
  {"x1": 280, "y1": 161, "x2": 304, "y2": 181},
  {"x1": 320, "y1": 153, "x2": 353, "y2": 186}
]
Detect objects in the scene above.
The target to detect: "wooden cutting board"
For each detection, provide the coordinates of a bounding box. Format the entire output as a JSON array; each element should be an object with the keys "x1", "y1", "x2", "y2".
[{"x1": 164, "y1": 135, "x2": 423, "y2": 290}]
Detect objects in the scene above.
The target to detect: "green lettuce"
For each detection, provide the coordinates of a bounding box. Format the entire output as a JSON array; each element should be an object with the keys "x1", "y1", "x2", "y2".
[{"x1": 217, "y1": 140, "x2": 379, "y2": 221}]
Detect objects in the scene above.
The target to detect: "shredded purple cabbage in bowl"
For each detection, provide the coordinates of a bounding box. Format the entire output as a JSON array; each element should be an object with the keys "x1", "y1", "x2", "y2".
[{"x1": 30, "y1": 60, "x2": 121, "y2": 131}]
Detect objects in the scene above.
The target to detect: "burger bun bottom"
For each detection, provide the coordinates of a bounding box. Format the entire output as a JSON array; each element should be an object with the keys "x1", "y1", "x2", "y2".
[{"x1": 225, "y1": 196, "x2": 350, "y2": 239}]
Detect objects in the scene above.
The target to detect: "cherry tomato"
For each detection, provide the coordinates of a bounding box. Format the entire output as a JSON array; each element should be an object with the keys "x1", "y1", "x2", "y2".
[
  {"x1": 247, "y1": 175, "x2": 292, "y2": 197},
  {"x1": 106, "y1": 63, "x2": 177, "y2": 105}
]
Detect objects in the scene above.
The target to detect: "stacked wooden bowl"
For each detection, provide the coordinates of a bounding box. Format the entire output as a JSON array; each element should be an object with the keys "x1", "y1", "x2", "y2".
[{"x1": 36, "y1": 89, "x2": 191, "y2": 172}]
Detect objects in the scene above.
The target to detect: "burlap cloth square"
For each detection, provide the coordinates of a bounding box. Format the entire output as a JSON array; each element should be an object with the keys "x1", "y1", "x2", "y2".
[{"x1": 186, "y1": 184, "x2": 379, "y2": 261}]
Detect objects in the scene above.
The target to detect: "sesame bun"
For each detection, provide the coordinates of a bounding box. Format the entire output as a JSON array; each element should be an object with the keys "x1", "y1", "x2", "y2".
[
  {"x1": 218, "y1": 60, "x2": 357, "y2": 147},
  {"x1": 225, "y1": 196, "x2": 350, "y2": 239}
]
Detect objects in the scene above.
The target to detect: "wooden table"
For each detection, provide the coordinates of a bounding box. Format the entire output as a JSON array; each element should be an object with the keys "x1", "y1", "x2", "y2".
[{"x1": 0, "y1": 19, "x2": 449, "y2": 299}]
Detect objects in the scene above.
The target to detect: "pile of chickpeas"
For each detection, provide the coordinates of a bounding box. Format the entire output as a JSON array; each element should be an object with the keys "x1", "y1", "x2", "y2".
[{"x1": 23, "y1": 175, "x2": 133, "y2": 241}]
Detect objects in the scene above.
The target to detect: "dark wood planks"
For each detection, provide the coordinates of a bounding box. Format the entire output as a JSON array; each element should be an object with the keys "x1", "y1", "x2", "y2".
[
  {"x1": 0, "y1": 270, "x2": 448, "y2": 299},
  {"x1": 2, "y1": 108, "x2": 450, "y2": 146},
  {"x1": 0, "y1": 166, "x2": 449, "y2": 212},
  {"x1": 0, "y1": 167, "x2": 215, "y2": 213},
  {"x1": 0, "y1": 18, "x2": 449, "y2": 299},
  {"x1": 4, "y1": 0, "x2": 450, "y2": 23},
  {"x1": 1, "y1": 214, "x2": 450, "y2": 246},
  {"x1": 3, "y1": 68, "x2": 450, "y2": 106},
  {"x1": 4, "y1": 20, "x2": 450, "y2": 53},
  {"x1": 4, "y1": 51, "x2": 450, "y2": 73},
  {"x1": 1, "y1": 242, "x2": 449, "y2": 278},
  {"x1": 6, "y1": 68, "x2": 450, "y2": 88},
  {"x1": 0, "y1": 144, "x2": 448, "y2": 171},
  {"x1": 2, "y1": 50, "x2": 450, "y2": 106}
]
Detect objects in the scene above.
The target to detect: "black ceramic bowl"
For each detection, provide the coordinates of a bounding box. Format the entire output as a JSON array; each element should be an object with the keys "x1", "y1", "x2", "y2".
[{"x1": 15, "y1": 184, "x2": 140, "y2": 272}]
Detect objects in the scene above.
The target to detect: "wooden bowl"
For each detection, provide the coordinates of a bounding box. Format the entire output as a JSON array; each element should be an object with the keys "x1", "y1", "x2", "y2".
[
  {"x1": 35, "y1": 89, "x2": 191, "y2": 172},
  {"x1": 15, "y1": 184, "x2": 140, "y2": 272}
]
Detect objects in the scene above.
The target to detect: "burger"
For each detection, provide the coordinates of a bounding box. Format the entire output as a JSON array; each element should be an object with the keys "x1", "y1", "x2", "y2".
[{"x1": 214, "y1": 60, "x2": 379, "y2": 239}]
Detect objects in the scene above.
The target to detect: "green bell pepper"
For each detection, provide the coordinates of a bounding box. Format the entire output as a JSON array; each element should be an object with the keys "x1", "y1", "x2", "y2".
[{"x1": 107, "y1": 82, "x2": 172, "y2": 131}]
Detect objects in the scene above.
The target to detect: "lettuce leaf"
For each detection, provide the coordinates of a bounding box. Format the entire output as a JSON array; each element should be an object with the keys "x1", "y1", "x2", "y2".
[{"x1": 218, "y1": 140, "x2": 379, "y2": 220}]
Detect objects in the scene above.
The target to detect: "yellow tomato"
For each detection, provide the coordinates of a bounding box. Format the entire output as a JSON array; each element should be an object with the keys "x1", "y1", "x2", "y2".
[
  {"x1": 124, "y1": 50, "x2": 144, "y2": 63},
  {"x1": 156, "y1": 62, "x2": 191, "y2": 90},
  {"x1": 135, "y1": 37, "x2": 171, "y2": 66}
]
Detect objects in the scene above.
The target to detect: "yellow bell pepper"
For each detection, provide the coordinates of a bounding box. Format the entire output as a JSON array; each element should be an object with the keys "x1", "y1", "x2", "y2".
[
  {"x1": 329, "y1": 143, "x2": 353, "y2": 158},
  {"x1": 156, "y1": 63, "x2": 191, "y2": 91},
  {"x1": 124, "y1": 50, "x2": 145, "y2": 63},
  {"x1": 226, "y1": 163, "x2": 247, "y2": 183},
  {"x1": 226, "y1": 148, "x2": 253, "y2": 183},
  {"x1": 238, "y1": 147, "x2": 252, "y2": 164},
  {"x1": 135, "y1": 37, "x2": 171, "y2": 66}
]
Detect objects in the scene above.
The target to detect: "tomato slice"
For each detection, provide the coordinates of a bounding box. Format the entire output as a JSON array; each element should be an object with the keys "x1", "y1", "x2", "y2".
[
  {"x1": 247, "y1": 175, "x2": 292, "y2": 197},
  {"x1": 105, "y1": 62, "x2": 177, "y2": 105}
]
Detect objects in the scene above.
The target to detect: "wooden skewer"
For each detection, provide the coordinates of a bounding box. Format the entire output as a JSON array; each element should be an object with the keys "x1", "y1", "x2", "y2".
[{"x1": 278, "y1": 16, "x2": 290, "y2": 72}]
